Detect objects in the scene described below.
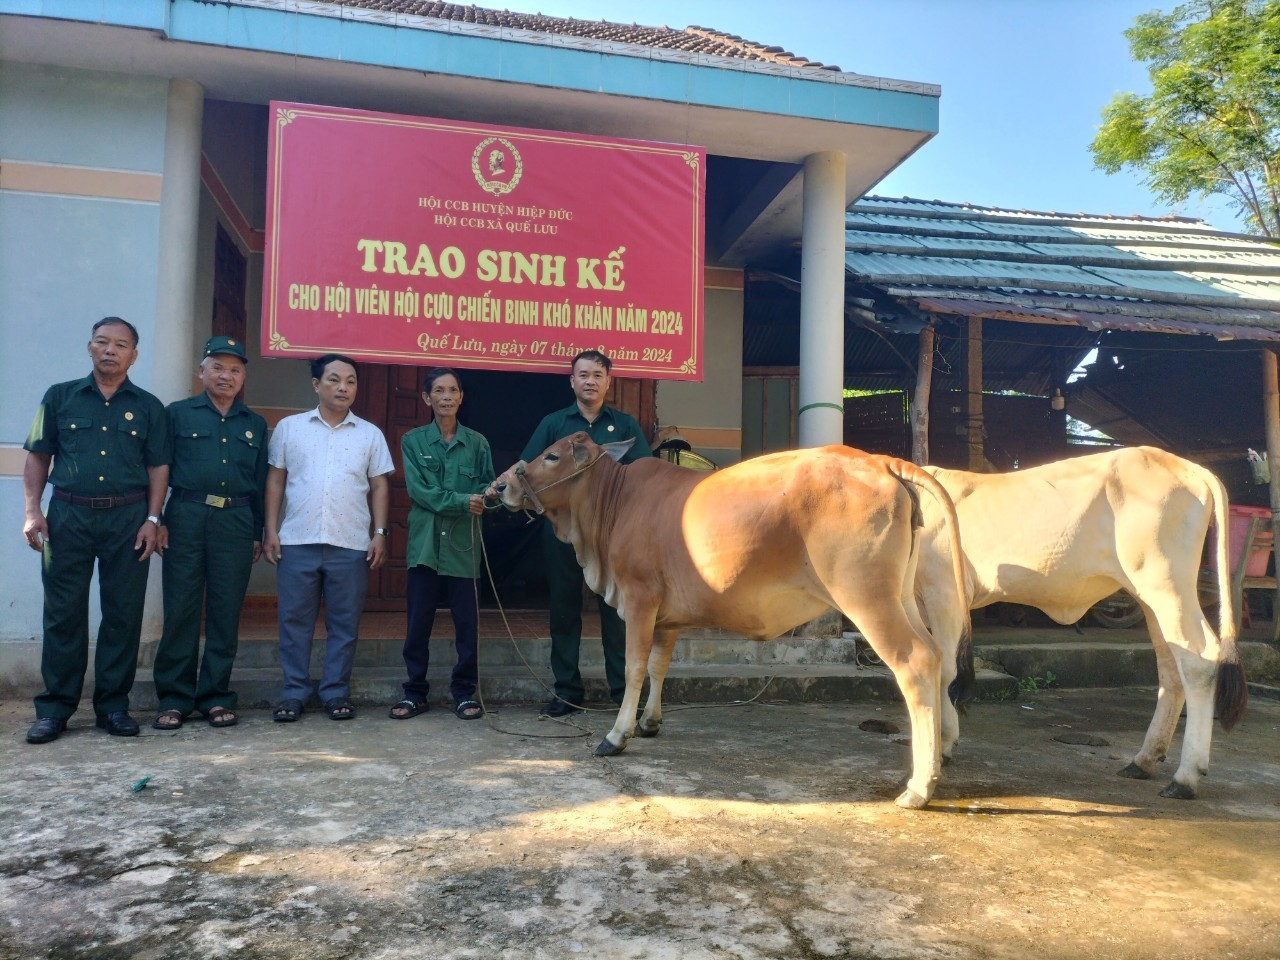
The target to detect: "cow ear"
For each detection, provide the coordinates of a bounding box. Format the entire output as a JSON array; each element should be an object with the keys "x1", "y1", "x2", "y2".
[
  {"x1": 602, "y1": 438, "x2": 636, "y2": 462},
  {"x1": 570, "y1": 440, "x2": 592, "y2": 468}
]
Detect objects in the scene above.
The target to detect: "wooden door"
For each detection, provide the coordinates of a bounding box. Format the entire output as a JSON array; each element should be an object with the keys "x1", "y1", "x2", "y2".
[{"x1": 354, "y1": 364, "x2": 424, "y2": 609}]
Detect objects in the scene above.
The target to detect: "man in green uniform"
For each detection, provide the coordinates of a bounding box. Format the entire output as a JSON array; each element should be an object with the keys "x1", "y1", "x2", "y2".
[
  {"x1": 22, "y1": 317, "x2": 170, "y2": 744},
  {"x1": 389, "y1": 367, "x2": 495, "y2": 721},
  {"x1": 517, "y1": 350, "x2": 651, "y2": 717},
  {"x1": 151, "y1": 336, "x2": 268, "y2": 730}
]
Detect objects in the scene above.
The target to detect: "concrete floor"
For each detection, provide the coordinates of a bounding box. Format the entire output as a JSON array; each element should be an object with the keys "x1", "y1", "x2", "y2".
[{"x1": 2, "y1": 686, "x2": 1278, "y2": 960}]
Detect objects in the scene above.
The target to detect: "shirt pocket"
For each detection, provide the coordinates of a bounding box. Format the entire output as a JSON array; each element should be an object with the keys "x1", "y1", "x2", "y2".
[
  {"x1": 232, "y1": 431, "x2": 261, "y2": 467},
  {"x1": 56, "y1": 416, "x2": 93, "y2": 452},
  {"x1": 175, "y1": 426, "x2": 214, "y2": 461}
]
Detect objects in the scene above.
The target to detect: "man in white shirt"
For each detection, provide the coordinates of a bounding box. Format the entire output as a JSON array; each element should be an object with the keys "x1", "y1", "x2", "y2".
[{"x1": 263, "y1": 354, "x2": 394, "y2": 722}]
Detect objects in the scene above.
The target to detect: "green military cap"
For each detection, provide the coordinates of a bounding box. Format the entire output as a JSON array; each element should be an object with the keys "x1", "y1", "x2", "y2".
[{"x1": 203, "y1": 335, "x2": 247, "y2": 361}]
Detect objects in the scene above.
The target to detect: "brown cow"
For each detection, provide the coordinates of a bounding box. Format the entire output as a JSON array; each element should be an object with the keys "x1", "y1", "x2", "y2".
[
  {"x1": 914, "y1": 446, "x2": 1249, "y2": 800},
  {"x1": 491, "y1": 434, "x2": 972, "y2": 808}
]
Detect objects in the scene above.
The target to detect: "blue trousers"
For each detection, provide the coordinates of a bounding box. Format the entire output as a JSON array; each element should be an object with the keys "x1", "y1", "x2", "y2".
[
  {"x1": 401, "y1": 565, "x2": 479, "y2": 704},
  {"x1": 275, "y1": 543, "x2": 368, "y2": 703}
]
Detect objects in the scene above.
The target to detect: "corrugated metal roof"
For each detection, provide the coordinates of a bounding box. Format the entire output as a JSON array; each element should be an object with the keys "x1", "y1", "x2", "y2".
[{"x1": 846, "y1": 196, "x2": 1280, "y2": 339}]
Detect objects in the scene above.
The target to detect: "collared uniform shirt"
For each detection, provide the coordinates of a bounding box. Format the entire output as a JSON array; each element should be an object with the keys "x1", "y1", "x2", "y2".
[
  {"x1": 24, "y1": 374, "x2": 170, "y2": 495},
  {"x1": 521, "y1": 402, "x2": 652, "y2": 465},
  {"x1": 165, "y1": 393, "x2": 269, "y2": 537},
  {"x1": 402, "y1": 421, "x2": 495, "y2": 578},
  {"x1": 268, "y1": 407, "x2": 395, "y2": 551}
]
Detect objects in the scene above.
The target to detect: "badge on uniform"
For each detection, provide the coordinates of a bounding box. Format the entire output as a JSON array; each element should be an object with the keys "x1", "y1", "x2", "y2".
[
  {"x1": 125, "y1": 411, "x2": 134, "y2": 421},
  {"x1": 607, "y1": 425, "x2": 615, "y2": 432},
  {"x1": 246, "y1": 430, "x2": 254, "y2": 439}
]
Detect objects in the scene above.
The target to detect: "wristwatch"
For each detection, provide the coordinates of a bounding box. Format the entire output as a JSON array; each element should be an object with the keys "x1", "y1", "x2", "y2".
[
  {"x1": 146, "y1": 515, "x2": 162, "y2": 525},
  {"x1": 373, "y1": 528, "x2": 389, "y2": 537}
]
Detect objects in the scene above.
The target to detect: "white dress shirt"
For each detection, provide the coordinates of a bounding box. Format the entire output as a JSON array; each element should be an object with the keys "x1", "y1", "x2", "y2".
[{"x1": 268, "y1": 408, "x2": 395, "y2": 551}]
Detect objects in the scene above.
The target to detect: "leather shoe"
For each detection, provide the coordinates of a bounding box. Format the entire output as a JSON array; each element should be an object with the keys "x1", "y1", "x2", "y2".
[
  {"x1": 539, "y1": 698, "x2": 582, "y2": 718},
  {"x1": 27, "y1": 717, "x2": 67, "y2": 744},
  {"x1": 96, "y1": 711, "x2": 140, "y2": 737}
]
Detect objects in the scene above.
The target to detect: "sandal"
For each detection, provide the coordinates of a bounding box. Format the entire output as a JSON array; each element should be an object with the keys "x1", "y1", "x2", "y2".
[
  {"x1": 325, "y1": 697, "x2": 355, "y2": 721},
  {"x1": 207, "y1": 706, "x2": 238, "y2": 728},
  {"x1": 388, "y1": 698, "x2": 428, "y2": 719},
  {"x1": 273, "y1": 699, "x2": 303, "y2": 723},
  {"x1": 453, "y1": 699, "x2": 484, "y2": 720},
  {"x1": 151, "y1": 709, "x2": 184, "y2": 731}
]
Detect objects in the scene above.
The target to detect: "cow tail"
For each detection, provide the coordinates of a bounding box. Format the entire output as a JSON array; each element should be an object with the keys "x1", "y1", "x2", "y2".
[
  {"x1": 1203, "y1": 467, "x2": 1249, "y2": 730},
  {"x1": 888, "y1": 461, "x2": 975, "y2": 708}
]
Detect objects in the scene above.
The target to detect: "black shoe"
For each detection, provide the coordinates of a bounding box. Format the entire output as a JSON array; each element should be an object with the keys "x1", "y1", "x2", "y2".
[
  {"x1": 539, "y1": 698, "x2": 582, "y2": 718},
  {"x1": 26, "y1": 717, "x2": 66, "y2": 744},
  {"x1": 96, "y1": 711, "x2": 140, "y2": 737}
]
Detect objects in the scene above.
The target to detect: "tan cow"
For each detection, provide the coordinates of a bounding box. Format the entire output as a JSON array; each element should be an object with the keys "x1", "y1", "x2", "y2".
[
  {"x1": 913, "y1": 446, "x2": 1249, "y2": 800},
  {"x1": 491, "y1": 433, "x2": 973, "y2": 808}
]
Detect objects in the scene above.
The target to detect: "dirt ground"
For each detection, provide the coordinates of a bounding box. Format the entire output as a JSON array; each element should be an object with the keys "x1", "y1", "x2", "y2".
[{"x1": 1, "y1": 688, "x2": 1278, "y2": 960}]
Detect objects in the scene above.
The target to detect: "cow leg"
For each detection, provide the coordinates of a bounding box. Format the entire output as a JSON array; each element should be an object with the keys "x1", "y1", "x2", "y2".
[
  {"x1": 1119, "y1": 611, "x2": 1184, "y2": 781},
  {"x1": 903, "y1": 591, "x2": 959, "y2": 760},
  {"x1": 852, "y1": 604, "x2": 944, "y2": 809},
  {"x1": 636, "y1": 627, "x2": 678, "y2": 738},
  {"x1": 1142, "y1": 595, "x2": 1218, "y2": 799},
  {"x1": 596, "y1": 607, "x2": 657, "y2": 757}
]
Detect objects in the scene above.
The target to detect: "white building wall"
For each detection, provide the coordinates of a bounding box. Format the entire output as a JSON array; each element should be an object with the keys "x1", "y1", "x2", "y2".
[
  {"x1": 0, "y1": 61, "x2": 172, "y2": 680},
  {"x1": 655, "y1": 282, "x2": 745, "y2": 466}
]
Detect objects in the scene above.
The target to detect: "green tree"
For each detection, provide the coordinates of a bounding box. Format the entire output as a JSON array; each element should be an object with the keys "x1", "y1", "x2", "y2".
[{"x1": 1091, "y1": 0, "x2": 1280, "y2": 236}]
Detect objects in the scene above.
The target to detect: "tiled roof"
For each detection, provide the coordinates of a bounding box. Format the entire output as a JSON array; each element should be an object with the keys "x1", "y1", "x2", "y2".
[
  {"x1": 844, "y1": 196, "x2": 1280, "y2": 341},
  {"x1": 311, "y1": 1, "x2": 842, "y2": 69}
]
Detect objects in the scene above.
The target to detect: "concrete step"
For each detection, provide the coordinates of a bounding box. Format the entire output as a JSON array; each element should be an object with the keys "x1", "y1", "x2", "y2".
[
  {"x1": 204, "y1": 631, "x2": 877, "y2": 672},
  {"x1": 124, "y1": 665, "x2": 1018, "y2": 711}
]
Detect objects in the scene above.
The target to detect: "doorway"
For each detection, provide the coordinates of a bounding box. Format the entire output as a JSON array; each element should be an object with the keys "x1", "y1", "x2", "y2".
[{"x1": 354, "y1": 365, "x2": 655, "y2": 609}]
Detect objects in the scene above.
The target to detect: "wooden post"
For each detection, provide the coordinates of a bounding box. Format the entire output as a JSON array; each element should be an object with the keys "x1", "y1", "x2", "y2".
[
  {"x1": 966, "y1": 316, "x2": 984, "y2": 472},
  {"x1": 912, "y1": 325, "x2": 935, "y2": 465},
  {"x1": 1261, "y1": 348, "x2": 1280, "y2": 642}
]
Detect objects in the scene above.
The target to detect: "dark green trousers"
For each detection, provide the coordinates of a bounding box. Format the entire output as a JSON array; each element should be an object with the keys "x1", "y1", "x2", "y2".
[
  {"x1": 153, "y1": 499, "x2": 256, "y2": 715},
  {"x1": 36, "y1": 498, "x2": 150, "y2": 720},
  {"x1": 542, "y1": 520, "x2": 626, "y2": 705}
]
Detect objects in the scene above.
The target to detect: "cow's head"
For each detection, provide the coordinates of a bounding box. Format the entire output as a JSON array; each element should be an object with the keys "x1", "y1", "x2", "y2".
[{"x1": 491, "y1": 431, "x2": 635, "y2": 514}]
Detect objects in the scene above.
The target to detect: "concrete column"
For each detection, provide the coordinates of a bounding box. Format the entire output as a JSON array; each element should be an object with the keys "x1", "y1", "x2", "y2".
[
  {"x1": 797, "y1": 151, "x2": 847, "y2": 448},
  {"x1": 150, "y1": 78, "x2": 205, "y2": 404}
]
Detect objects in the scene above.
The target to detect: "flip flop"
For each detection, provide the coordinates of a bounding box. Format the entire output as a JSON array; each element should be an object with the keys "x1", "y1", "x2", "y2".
[
  {"x1": 207, "y1": 706, "x2": 238, "y2": 728},
  {"x1": 273, "y1": 699, "x2": 303, "y2": 723},
  {"x1": 388, "y1": 699, "x2": 429, "y2": 719},
  {"x1": 325, "y1": 697, "x2": 356, "y2": 721},
  {"x1": 151, "y1": 709, "x2": 184, "y2": 731},
  {"x1": 453, "y1": 699, "x2": 484, "y2": 720}
]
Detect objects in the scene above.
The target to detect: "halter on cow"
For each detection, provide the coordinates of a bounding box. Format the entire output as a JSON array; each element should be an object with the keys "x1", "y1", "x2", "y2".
[{"x1": 492, "y1": 434, "x2": 973, "y2": 809}]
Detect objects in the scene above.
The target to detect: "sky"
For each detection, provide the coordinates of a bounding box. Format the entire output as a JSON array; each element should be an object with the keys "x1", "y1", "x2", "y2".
[{"x1": 525, "y1": 0, "x2": 1245, "y2": 231}]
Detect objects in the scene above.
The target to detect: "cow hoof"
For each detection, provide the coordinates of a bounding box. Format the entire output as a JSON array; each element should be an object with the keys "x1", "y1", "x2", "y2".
[
  {"x1": 594, "y1": 737, "x2": 627, "y2": 757},
  {"x1": 1159, "y1": 780, "x2": 1196, "y2": 800},
  {"x1": 635, "y1": 721, "x2": 661, "y2": 738},
  {"x1": 1117, "y1": 761, "x2": 1151, "y2": 781},
  {"x1": 894, "y1": 788, "x2": 930, "y2": 810}
]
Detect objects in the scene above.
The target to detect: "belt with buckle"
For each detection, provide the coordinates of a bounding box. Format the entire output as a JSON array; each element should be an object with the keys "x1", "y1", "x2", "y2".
[
  {"x1": 52, "y1": 488, "x2": 147, "y2": 509},
  {"x1": 172, "y1": 488, "x2": 252, "y2": 509}
]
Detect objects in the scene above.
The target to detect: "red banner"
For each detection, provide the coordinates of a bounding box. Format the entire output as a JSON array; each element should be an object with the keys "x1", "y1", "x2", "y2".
[{"x1": 262, "y1": 102, "x2": 705, "y2": 380}]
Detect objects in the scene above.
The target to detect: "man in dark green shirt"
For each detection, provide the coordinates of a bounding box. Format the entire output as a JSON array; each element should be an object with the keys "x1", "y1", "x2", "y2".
[
  {"x1": 22, "y1": 317, "x2": 170, "y2": 744},
  {"x1": 151, "y1": 336, "x2": 268, "y2": 731},
  {"x1": 519, "y1": 350, "x2": 652, "y2": 717}
]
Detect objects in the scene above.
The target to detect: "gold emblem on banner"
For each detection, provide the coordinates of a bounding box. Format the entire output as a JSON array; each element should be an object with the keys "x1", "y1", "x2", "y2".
[{"x1": 472, "y1": 137, "x2": 523, "y2": 196}]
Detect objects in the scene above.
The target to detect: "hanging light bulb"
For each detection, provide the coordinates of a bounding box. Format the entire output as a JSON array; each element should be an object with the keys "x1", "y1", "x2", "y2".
[{"x1": 1050, "y1": 388, "x2": 1066, "y2": 412}]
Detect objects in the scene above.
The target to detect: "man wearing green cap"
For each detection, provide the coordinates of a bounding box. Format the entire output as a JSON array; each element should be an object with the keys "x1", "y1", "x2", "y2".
[{"x1": 150, "y1": 336, "x2": 267, "y2": 730}]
